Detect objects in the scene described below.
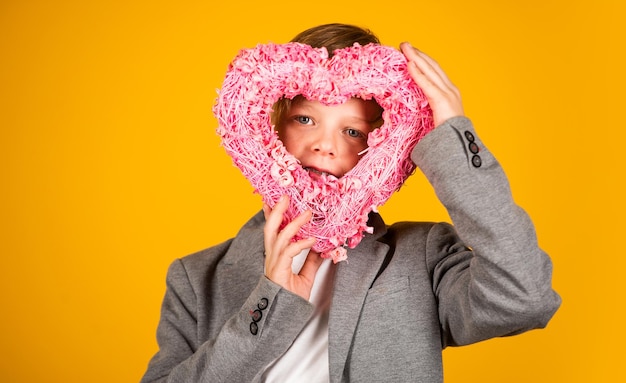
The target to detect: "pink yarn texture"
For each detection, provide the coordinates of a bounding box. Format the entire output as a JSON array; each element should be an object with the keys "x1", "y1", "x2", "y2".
[{"x1": 213, "y1": 42, "x2": 434, "y2": 263}]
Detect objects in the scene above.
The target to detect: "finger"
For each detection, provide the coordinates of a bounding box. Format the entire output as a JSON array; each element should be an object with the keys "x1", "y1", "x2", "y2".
[
  {"x1": 400, "y1": 43, "x2": 444, "y2": 81},
  {"x1": 264, "y1": 195, "x2": 289, "y2": 246},
  {"x1": 272, "y1": 209, "x2": 313, "y2": 253},
  {"x1": 262, "y1": 203, "x2": 270, "y2": 221},
  {"x1": 298, "y1": 249, "x2": 323, "y2": 282},
  {"x1": 400, "y1": 42, "x2": 455, "y2": 92},
  {"x1": 264, "y1": 199, "x2": 313, "y2": 273},
  {"x1": 406, "y1": 60, "x2": 439, "y2": 96},
  {"x1": 269, "y1": 195, "x2": 290, "y2": 221},
  {"x1": 401, "y1": 45, "x2": 461, "y2": 99},
  {"x1": 401, "y1": 45, "x2": 445, "y2": 99},
  {"x1": 267, "y1": 236, "x2": 315, "y2": 277}
]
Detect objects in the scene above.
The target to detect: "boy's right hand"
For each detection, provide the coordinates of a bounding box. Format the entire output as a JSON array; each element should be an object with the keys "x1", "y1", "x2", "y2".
[
  {"x1": 400, "y1": 42, "x2": 465, "y2": 128},
  {"x1": 263, "y1": 195, "x2": 322, "y2": 301}
]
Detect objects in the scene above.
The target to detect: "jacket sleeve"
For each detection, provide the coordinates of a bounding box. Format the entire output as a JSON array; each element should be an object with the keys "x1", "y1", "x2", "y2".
[
  {"x1": 411, "y1": 116, "x2": 561, "y2": 347},
  {"x1": 140, "y1": 258, "x2": 315, "y2": 383}
]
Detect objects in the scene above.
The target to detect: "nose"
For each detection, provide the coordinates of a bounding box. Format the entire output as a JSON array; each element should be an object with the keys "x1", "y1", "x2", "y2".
[{"x1": 311, "y1": 128, "x2": 336, "y2": 157}]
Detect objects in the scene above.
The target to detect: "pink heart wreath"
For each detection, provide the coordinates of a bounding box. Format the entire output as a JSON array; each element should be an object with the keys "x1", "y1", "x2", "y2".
[{"x1": 213, "y1": 42, "x2": 434, "y2": 263}]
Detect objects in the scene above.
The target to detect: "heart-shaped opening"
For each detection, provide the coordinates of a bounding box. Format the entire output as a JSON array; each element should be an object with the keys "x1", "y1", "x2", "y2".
[{"x1": 272, "y1": 94, "x2": 384, "y2": 179}]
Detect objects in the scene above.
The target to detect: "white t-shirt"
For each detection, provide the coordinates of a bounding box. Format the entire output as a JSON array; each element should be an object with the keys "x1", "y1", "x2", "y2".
[{"x1": 260, "y1": 249, "x2": 336, "y2": 382}]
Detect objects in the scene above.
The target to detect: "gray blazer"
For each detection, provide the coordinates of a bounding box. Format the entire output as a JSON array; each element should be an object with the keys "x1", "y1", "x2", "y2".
[{"x1": 141, "y1": 117, "x2": 561, "y2": 382}]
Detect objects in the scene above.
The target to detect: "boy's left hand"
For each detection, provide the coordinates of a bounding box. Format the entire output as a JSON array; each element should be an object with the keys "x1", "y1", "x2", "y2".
[{"x1": 400, "y1": 42, "x2": 465, "y2": 127}]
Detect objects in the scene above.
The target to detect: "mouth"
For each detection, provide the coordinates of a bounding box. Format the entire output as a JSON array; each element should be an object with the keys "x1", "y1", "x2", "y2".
[{"x1": 303, "y1": 166, "x2": 337, "y2": 179}]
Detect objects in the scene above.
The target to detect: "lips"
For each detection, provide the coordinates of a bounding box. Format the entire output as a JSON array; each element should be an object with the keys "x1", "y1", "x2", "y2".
[{"x1": 303, "y1": 166, "x2": 337, "y2": 180}]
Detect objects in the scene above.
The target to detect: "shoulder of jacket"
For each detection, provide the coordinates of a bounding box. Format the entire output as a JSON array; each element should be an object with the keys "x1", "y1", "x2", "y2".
[
  {"x1": 175, "y1": 238, "x2": 234, "y2": 273},
  {"x1": 385, "y1": 220, "x2": 441, "y2": 236}
]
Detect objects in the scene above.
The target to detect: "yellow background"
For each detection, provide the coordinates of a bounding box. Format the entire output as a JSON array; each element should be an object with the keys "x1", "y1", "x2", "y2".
[{"x1": 1, "y1": 0, "x2": 624, "y2": 382}]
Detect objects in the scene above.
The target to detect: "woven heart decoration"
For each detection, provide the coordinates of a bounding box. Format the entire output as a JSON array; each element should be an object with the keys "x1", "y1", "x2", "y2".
[{"x1": 213, "y1": 42, "x2": 434, "y2": 262}]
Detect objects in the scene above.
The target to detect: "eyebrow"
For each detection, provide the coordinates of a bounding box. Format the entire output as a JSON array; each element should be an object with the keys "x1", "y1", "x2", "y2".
[{"x1": 289, "y1": 100, "x2": 316, "y2": 113}]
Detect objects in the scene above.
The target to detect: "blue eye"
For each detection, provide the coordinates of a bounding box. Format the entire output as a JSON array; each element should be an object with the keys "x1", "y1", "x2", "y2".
[
  {"x1": 346, "y1": 128, "x2": 365, "y2": 139},
  {"x1": 295, "y1": 115, "x2": 312, "y2": 124}
]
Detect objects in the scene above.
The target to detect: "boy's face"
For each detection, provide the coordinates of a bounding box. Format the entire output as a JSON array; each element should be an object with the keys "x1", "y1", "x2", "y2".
[{"x1": 276, "y1": 97, "x2": 381, "y2": 179}]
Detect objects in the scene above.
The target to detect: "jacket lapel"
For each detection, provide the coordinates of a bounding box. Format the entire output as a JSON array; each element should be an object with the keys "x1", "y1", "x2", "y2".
[{"x1": 328, "y1": 213, "x2": 389, "y2": 383}]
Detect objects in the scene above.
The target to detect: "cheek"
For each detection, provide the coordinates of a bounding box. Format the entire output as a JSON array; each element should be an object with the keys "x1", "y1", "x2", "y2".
[
  {"x1": 346, "y1": 137, "x2": 368, "y2": 155},
  {"x1": 276, "y1": 127, "x2": 301, "y2": 156},
  {"x1": 342, "y1": 143, "x2": 366, "y2": 167}
]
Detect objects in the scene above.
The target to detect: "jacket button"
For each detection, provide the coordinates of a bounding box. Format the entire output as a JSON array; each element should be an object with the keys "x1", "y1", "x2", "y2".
[
  {"x1": 251, "y1": 309, "x2": 262, "y2": 322},
  {"x1": 464, "y1": 130, "x2": 475, "y2": 142},
  {"x1": 258, "y1": 298, "x2": 268, "y2": 310},
  {"x1": 468, "y1": 142, "x2": 479, "y2": 154},
  {"x1": 471, "y1": 154, "x2": 482, "y2": 168},
  {"x1": 250, "y1": 321, "x2": 258, "y2": 335}
]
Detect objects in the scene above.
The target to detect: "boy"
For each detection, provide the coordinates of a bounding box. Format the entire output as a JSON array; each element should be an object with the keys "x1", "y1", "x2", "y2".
[{"x1": 141, "y1": 24, "x2": 560, "y2": 382}]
